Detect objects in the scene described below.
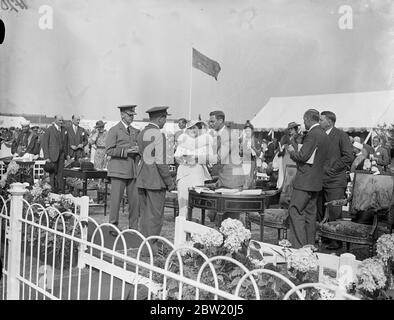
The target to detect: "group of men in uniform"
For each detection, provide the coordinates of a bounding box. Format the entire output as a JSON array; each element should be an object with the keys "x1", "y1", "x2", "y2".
[{"x1": 105, "y1": 105, "x2": 175, "y2": 253}]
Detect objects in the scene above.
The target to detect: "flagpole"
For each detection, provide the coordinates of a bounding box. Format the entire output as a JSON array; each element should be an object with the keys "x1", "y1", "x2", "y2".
[{"x1": 188, "y1": 47, "x2": 193, "y2": 120}]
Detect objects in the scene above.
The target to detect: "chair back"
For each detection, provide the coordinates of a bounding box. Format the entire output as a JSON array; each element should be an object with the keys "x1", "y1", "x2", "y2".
[
  {"x1": 351, "y1": 171, "x2": 394, "y2": 225},
  {"x1": 279, "y1": 164, "x2": 297, "y2": 208}
]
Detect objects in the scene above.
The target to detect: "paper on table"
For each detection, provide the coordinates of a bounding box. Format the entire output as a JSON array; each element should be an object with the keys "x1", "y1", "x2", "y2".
[{"x1": 215, "y1": 188, "x2": 240, "y2": 194}]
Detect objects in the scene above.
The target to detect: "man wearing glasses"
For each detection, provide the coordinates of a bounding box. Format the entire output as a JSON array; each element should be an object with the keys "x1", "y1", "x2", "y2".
[{"x1": 105, "y1": 105, "x2": 140, "y2": 236}]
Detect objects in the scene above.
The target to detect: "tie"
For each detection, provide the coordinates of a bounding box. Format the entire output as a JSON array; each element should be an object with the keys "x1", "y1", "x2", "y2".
[
  {"x1": 127, "y1": 126, "x2": 131, "y2": 135},
  {"x1": 217, "y1": 134, "x2": 222, "y2": 163}
]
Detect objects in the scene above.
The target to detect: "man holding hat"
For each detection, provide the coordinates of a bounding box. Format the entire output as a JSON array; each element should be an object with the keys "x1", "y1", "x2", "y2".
[
  {"x1": 41, "y1": 115, "x2": 70, "y2": 193},
  {"x1": 67, "y1": 115, "x2": 88, "y2": 161},
  {"x1": 11, "y1": 119, "x2": 40, "y2": 158},
  {"x1": 105, "y1": 105, "x2": 140, "y2": 235},
  {"x1": 136, "y1": 106, "x2": 175, "y2": 240}
]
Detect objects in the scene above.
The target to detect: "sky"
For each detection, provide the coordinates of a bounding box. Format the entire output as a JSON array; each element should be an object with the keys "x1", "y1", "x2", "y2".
[{"x1": 0, "y1": 0, "x2": 393, "y2": 123}]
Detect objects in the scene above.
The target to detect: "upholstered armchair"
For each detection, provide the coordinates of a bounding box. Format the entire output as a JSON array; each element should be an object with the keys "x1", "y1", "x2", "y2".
[
  {"x1": 247, "y1": 164, "x2": 297, "y2": 242},
  {"x1": 317, "y1": 171, "x2": 394, "y2": 257}
]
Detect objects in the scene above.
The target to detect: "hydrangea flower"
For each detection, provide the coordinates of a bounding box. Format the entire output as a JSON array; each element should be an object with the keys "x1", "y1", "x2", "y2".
[
  {"x1": 6, "y1": 161, "x2": 20, "y2": 175},
  {"x1": 220, "y1": 218, "x2": 251, "y2": 253},
  {"x1": 356, "y1": 257, "x2": 387, "y2": 293},
  {"x1": 376, "y1": 234, "x2": 394, "y2": 263},
  {"x1": 287, "y1": 246, "x2": 318, "y2": 273},
  {"x1": 192, "y1": 229, "x2": 224, "y2": 248},
  {"x1": 319, "y1": 288, "x2": 335, "y2": 300}
]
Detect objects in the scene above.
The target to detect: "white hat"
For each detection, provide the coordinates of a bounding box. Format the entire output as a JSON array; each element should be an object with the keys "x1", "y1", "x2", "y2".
[
  {"x1": 353, "y1": 141, "x2": 363, "y2": 150},
  {"x1": 20, "y1": 119, "x2": 31, "y2": 127},
  {"x1": 185, "y1": 120, "x2": 206, "y2": 130}
]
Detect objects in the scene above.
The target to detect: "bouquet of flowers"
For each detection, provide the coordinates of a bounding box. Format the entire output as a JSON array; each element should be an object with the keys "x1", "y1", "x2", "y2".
[{"x1": 355, "y1": 257, "x2": 387, "y2": 298}]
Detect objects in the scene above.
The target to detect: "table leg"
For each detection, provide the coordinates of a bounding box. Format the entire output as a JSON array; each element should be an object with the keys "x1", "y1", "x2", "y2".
[
  {"x1": 63, "y1": 177, "x2": 66, "y2": 194},
  {"x1": 104, "y1": 181, "x2": 108, "y2": 216},
  {"x1": 201, "y1": 209, "x2": 205, "y2": 225},
  {"x1": 216, "y1": 212, "x2": 224, "y2": 227},
  {"x1": 83, "y1": 178, "x2": 88, "y2": 196},
  {"x1": 260, "y1": 212, "x2": 265, "y2": 242},
  {"x1": 187, "y1": 205, "x2": 193, "y2": 221}
]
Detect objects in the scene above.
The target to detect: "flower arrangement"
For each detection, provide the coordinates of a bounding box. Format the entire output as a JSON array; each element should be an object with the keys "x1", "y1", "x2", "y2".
[
  {"x1": 0, "y1": 161, "x2": 33, "y2": 198},
  {"x1": 219, "y1": 218, "x2": 251, "y2": 253},
  {"x1": 287, "y1": 246, "x2": 318, "y2": 282},
  {"x1": 376, "y1": 234, "x2": 394, "y2": 263},
  {"x1": 355, "y1": 258, "x2": 387, "y2": 297}
]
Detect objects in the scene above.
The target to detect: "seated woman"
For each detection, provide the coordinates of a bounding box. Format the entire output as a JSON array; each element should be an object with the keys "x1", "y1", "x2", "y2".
[
  {"x1": 350, "y1": 141, "x2": 369, "y2": 172},
  {"x1": 175, "y1": 120, "x2": 214, "y2": 218}
]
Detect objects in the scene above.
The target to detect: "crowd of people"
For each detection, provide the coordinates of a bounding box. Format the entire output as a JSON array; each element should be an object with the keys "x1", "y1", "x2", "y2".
[{"x1": 1, "y1": 107, "x2": 392, "y2": 253}]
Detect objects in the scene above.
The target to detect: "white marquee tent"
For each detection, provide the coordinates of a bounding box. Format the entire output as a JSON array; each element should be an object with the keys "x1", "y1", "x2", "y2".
[
  {"x1": 0, "y1": 116, "x2": 28, "y2": 128},
  {"x1": 251, "y1": 90, "x2": 394, "y2": 132}
]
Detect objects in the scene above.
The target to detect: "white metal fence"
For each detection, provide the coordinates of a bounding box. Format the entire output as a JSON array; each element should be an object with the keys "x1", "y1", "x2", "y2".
[{"x1": 0, "y1": 183, "x2": 359, "y2": 300}]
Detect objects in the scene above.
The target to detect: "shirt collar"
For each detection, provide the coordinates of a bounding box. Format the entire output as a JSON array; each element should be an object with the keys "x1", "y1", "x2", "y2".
[
  {"x1": 149, "y1": 122, "x2": 160, "y2": 129},
  {"x1": 326, "y1": 127, "x2": 333, "y2": 135},
  {"x1": 120, "y1": 121, "x2": 129, "y2": 130},
  {"x1": 217, "y1": 125, "x2": 226, "y2": 136},
  {"x1": 309, "y1": 123, "x2": 320, "y2": 132},
  {"x1": 53, "y1": 123, "x2": 60, "y2": 131}
]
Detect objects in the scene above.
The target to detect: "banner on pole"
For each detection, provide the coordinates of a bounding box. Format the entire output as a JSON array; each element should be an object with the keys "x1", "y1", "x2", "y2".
[{"x1": 192, "y1": 48, "x2": 221, "y2": 80}]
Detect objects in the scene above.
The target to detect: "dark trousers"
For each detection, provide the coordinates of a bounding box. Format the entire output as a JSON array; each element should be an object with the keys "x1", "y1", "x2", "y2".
[
  {"x1": 49, "y1": 152, "x2": 65, "y2": 193},
  {"x1": 109, "y1": 178, "x2": 139, "y2": 228},
  {"x1": 288, "y1": 188, "x2": 318, "y2": 249},
  {"x1": 317, "y1": 187, "x2": 346, "y2": 222},
  {"x1": 138, "y1": 188, "x2": 166, "y2": 238}
]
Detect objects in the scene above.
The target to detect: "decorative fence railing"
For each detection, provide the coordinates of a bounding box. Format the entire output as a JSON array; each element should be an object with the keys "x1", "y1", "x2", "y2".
[{"x1": 0, "y1": 183, "x2": 359, "y2": 300}]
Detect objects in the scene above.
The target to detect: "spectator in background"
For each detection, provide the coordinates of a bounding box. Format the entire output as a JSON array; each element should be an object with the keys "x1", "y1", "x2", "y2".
[
  {"x1": 174, "y1": 118, "x2": 187, "y2": 148},
  {"x1": 350, "y1": 141, "x2": 369, "y2": 172},
  {"x1": 371, "y1": 136, "x2": 390, "y2": 173},
  {"x1": 240, "y1": 120, "x2": 260, "y2": 188},
  {"x1": 11, "y1": 120, "x2": 40, "y2": 158},
  {"x1": 88, "y1": 120, "x2": 108, "y2": 170},
  {"x1": 264, "y1": 137, "x2": 276, "y2": 164},
  {"x1": 67, "y1": 115, "x2": 88, "y2": 161}
]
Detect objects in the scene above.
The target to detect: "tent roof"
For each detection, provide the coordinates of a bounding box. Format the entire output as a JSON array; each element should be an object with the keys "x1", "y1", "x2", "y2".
[
  {"x1": 251, "y1": 90, "x2": 394, "y2": 132},
  {"x1": 0, "y1": 116, "x2": 28, "y2": 128}
]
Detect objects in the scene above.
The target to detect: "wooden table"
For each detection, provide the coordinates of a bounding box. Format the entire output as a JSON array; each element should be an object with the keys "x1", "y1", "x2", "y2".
[
  {"x1": 63, "y1": 169, "x2": 109, "y2": 216},
  {"x1": 188, "y1": 189, "x2": 274, "y2": 241}
]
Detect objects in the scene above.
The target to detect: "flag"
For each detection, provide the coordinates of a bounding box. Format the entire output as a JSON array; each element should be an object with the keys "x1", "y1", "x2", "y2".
[{"x1": 192, "y1": 48, "x2": 221, "y2": 80}]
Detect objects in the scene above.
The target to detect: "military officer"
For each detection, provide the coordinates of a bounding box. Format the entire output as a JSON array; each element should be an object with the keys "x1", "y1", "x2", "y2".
[
  {"x1": 136, "y1": 106, "x2": 176, "y2": 242},
  {"x1": 105, "y1": 105, "x2": 140, "y2": 236}
]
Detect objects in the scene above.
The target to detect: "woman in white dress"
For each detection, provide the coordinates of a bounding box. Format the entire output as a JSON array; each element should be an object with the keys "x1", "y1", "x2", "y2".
[{"x1": 175, "y1": 120, "x2": 214, "y2": 218}]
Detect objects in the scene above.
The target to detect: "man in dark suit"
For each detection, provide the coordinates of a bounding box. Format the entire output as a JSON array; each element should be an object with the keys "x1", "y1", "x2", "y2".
[
  {"x1": 11, "y1": 120, "x2": 40, "y2": 157},
  {"x1": 41, "y1": 115, "x2": 70, "y2": 193},
  {"x1": 67, "y1": 115, "x2": 88, "y2": 160},
  {"x1": 136, "y1": 106, "x2": 176, "y2": 241},
  {"x1": 318, "y1": 111, "x2": 354, "y2": 249},
  {"x1": 105, "y1": 105, "x2": 140, "y2": 235},
  {"x1": 264, "y1": 137, "x2": 276, "y2": 164},
  {"x1": 286, "y1": 109, "x2": 329, "y2": 249},
  {"x1": 371, "y1": 136, "x2": 390, "y2": 173}
]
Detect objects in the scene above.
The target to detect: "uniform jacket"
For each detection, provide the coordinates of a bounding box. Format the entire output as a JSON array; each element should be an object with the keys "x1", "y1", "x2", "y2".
[
  {"x1": 67, "y1": 125, "x2": 88, "y2": 158},
  {"x1": 136, "y1": 123, "x2": 173, "y2": 190},
  {"x1": 11, "y1": 130, "x2": 40, "y2": 155},
  {"x1": 41, "y1": 125, "x2": 69, "y2": 162},
  {"x1": 105, "y1": 122, "x2": 140, "y2": 179},
  {"x1": 290, "y1": 124, "x2": 330, "y2": 192},
  {"x1": 322, "y1": 127, "x2": 354, "y2": 189}
]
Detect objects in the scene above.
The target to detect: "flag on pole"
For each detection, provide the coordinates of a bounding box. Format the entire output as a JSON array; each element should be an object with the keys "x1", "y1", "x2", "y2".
[{"x1": 192, "y1": 48, "x2": 221, "y2": 80}]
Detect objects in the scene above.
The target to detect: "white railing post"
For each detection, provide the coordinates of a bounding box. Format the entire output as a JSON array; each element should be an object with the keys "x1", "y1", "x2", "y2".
[
  {"x1": 7, "y1": 182, "x2": 27, "y2": 300},
  {"x1": 174, "y1": 216, "x2": 187, "y2": 247}
]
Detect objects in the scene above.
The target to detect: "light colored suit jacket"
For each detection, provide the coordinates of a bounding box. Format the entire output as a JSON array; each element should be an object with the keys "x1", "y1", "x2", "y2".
[{"x1": 105, "y1": 122, "x2": 140, "y2": 179}]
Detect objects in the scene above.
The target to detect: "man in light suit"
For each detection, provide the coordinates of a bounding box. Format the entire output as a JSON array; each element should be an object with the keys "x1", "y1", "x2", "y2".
[
  {"x1": 286, "y1": 109, "x2": 330, "y2": 249},
  {"x1": 41, "y1": 115, "x2": 70, "y2": 193},
  {"x1": 318, "y1": 111, "x2": 354, "y2": 249},
  {"x1": 67, "y1": 115, "x2": 88, "y2": 161},
  {"x1": 136, "y1": 106, "x2": 175, "y2": 242},
  {"x1": 209, "y1": 110, "x2": 246, "y2": 222},
  {"x1": 105, "y1": 105, "x2": 140, "y2": 235}
]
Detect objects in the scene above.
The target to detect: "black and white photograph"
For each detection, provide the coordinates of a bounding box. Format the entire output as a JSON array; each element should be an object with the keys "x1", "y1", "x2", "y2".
[{"x1": 1, "y1": 0, "x2": 394, "y2": 304}]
